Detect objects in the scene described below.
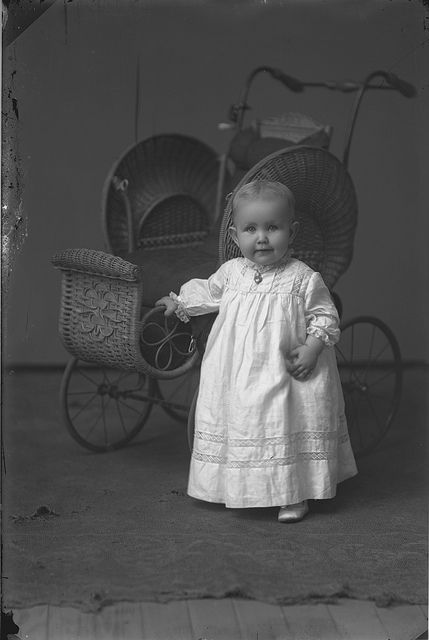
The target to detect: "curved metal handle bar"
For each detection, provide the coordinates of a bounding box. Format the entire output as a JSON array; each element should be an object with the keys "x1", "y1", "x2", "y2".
[
  {"x1": 112, "y1": 176, "x2": 136, "y2": 254},
  {"x1": 342, "y1": 70, "x2": 416, "y2": 169},
  {"x1": 303, "y1": 77, "x2": 415, "y2": 95},
  {"x1": 377, "y1": 71, "x2": 416, "y2": 98},
  {"x1": 230, "y1": 66, "x2": 415, "y2": 139},
  {"x1": 142, "y1": 320, "x2": 194, "y2": 355},
  {"x1": 142, "y1": 324, "x2": 192, "y2": 370},
  {"x1": 154, "y1": 334, "x2": 195, "y2": 370},
  {"x1": 234, "y1": 66, "x2": 304, "y2": 130},
  {"x1": 141, "y1": 310, "x2": 196, "y2": 371},
  {"x1": 141, "y1": 319, "x2": 182, "y2": 347},
  {"x1": 153, "y1": 329, "x2": 195, "y2": 371}
]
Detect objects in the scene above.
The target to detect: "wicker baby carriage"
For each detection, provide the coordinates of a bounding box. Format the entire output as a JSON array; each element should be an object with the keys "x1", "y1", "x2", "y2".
[{"x1": 52, "y1": 68, "x2": 412, "y2": 457}]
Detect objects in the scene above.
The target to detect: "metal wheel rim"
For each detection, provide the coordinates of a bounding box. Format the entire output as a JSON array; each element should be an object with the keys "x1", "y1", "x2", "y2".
[
  {"x1": 60, "y1": 358, "x2": 155, "y2": 452},
  {"x1": 154, "y1": 367, "x2": 200, "y2": 425},
  {"x1": 187, "y1": 387, "x2": 199, "y2": 451},
  {"x1": 336, "y1": 316, "x2": 402, "y2": 458}
]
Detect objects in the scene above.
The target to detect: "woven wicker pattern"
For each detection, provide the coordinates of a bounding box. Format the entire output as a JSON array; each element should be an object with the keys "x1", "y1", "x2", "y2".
[
  {"x1": 219, "y1": 146, "x2": 358, "y2": 289},
  {"x1": 138, "y1": 194, "x2": 207, "y2": 249},
  {"x1": 52, "y1": 248, "x2": 140, "y2": 281},
  {"x1": 102, "y1": 134, "x2": 221, "y2": 254},
  {"x1": 51, "y1": 249, "x2": 196, "y2": 379}
]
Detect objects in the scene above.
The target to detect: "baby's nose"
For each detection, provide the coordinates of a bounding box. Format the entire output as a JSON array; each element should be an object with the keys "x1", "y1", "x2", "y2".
[{"x1": 256, "y1": 232, "x2": 268, "y2": 243}]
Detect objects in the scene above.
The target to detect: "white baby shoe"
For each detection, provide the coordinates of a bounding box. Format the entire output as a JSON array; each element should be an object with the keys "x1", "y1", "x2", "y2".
[{"x1": 278, "y1": 500, "x2": 309, "y2": 523}]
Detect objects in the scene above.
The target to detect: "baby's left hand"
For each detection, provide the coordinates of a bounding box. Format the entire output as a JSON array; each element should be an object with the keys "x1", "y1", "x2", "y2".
[{"x1": 286, "y1": 344, "x2": 319, "y2": 380}]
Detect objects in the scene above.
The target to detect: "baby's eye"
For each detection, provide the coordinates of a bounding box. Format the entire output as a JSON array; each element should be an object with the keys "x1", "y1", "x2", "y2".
[
  {"x1": 268, "y1": 225, "x2": 278, "y2": 231},
  {"x1": 245, "y1": 225, "x2": 256, "y2": 232}
]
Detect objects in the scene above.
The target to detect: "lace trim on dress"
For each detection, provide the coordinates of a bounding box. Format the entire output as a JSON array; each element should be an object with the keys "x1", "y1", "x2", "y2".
[
  {"x1": 307, "y1": 325, "x2": 339, "y2": 346},
  {"x1": 192, "y1": 450, "x2": 334, "y2": 467},
  {"x1": 169, "y1": 292, "x2": 190, "y2": 324},
  {"x1": 194, "y1": 428, "x2": 349, "y2": 447},
  {"x1": 241, "y1": 251, "x2": 293, "y2": 278},
  {"x1": 243, "y1": 249, "x2": 292, "y2": 270},
  {"x1": 291, "y1": 264, "x2": 310, "y2": 297}
]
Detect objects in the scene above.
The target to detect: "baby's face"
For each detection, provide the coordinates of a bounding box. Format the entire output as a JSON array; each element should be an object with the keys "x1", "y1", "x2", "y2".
[{"x1": 229, "y1": 198, "x2": 298, "y2": 266}]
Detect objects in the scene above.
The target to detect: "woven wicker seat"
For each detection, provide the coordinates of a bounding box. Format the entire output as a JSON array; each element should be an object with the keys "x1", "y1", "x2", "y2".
[
  {"x1": 102, "y1": 134, "x2": 222, "y2": 255},
  {"x1": 219, "y1": 145, "x2": 358, "y2": 289}
]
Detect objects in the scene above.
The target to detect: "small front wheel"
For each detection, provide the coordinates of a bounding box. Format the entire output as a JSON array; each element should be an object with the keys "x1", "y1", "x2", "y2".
[{"x1": 60, "y1": 358, "x2": 156, "y2": 452}]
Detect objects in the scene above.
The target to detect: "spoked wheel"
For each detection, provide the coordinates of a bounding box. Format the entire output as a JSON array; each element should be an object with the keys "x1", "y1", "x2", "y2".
[
  {"x1": 61, "y1": 358, "x2": 156, "y2": 452},
  {"x1": 154, "y1": 366, "x2": 200, "y2": 424},
  {"x1": 187, "y1": 387, "x2": 199, "y2": 451},
  {"x1": 336, "y1": 316, "x2": 402, "y2": 458}
]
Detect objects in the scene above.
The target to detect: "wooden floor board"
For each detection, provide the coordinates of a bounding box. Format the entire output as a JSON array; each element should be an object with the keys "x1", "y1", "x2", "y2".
[
  {"x1": 94, "y1": 601, "x2": 143, "y2": 640},
  {"x1": 327, "y1": 600, "x2": 388, "y2": 640},
  {"x1": 187, "y1": 598, "x2": 242, "y2": 640},
  {"x1": 140, "y1": 600, "x2": 192, "y2": 640},
  {"x1": 10, "y1": 599, "x2": 427, "y2": 640},
  {"x1": 375, "y1": 604, "x2": 427, "y2": 640},
  {"x1": 12, "y1": 605, "x2": 49, "y2": 640},
  {"x1": 419, "y1": 604, "x2": 428, "y2": 619},
  {"x1": 233, "y1": 599, "x2": 289, "y2": 639},
  {"x1": 47, "y1": 605, "x2": 96, "y2": 640},
  {"x1": 282, "y1": 603, "x2": 342, "y2": 640}
]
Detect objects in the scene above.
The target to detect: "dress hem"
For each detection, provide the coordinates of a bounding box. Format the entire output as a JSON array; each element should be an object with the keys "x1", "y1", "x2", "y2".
[{"x1": 187, "y1": 469, "x2": 357, "y2": 508}]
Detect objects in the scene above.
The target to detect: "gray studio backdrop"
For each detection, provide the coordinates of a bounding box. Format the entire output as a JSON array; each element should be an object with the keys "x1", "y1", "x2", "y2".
[{"x1": 4, "y1": 0, "x2": 428, "y2": 365}]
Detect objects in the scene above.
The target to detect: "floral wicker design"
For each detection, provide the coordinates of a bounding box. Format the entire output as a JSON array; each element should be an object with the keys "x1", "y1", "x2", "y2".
[
  {"x1": 219, "y1": 146, "x2": 358, "y2": 289},
  {"x1": 51, "y1": 249, "x2": 197, "y2": 379},
  {"x1": 102, "y1": 134, "x2": 222, "y2": 255}
]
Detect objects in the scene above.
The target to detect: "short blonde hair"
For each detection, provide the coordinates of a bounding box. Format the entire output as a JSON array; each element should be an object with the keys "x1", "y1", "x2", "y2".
[{"x1": 231, "y1": 180, "x2": 295, "y2": 221}]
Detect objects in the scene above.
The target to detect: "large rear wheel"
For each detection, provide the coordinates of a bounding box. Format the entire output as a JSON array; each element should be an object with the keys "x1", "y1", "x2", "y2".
[
  {"x1": 336, "y1": 316, "x2": 402, "y2": 457},
  {"x1": 187, "y1": 387, "x2": 199, "y2": 451},
  {"x1": 155, "y1": 366, "x2": 200, "y2": 424}
]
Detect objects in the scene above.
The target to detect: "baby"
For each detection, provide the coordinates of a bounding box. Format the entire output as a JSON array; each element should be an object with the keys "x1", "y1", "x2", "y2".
[{"x1": 157, "y1": 180, "x2": 357, "y2": 522}]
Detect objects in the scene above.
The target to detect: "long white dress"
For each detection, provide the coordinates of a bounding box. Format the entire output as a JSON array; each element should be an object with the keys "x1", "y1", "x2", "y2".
[{"x1": 174, "y1": 256, "x2": 358, "y2": 508}]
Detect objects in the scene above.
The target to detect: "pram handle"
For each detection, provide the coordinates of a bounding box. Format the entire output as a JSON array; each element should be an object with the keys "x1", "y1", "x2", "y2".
[
  {"x1": 231, "y1": 66, "x2": 303, "y2": 128},
  {"x1": 229, "y1": 66, "x2": 416, "y2": 132},
  {"x1": 304, "y1": 76, "x2": 415, "y2": 96},
  {"x1": 377, "y1": 71, "x2": 416, "y2": 98},
  {"x1": 342, "y1": 69, "x2": 416, "y2": 168},
  {"x1": 260, "y1": 67, "x2": 304, "y2": 93},
  {"x1": 226, "y1": 66, "x2": 416, "y2": 169}
]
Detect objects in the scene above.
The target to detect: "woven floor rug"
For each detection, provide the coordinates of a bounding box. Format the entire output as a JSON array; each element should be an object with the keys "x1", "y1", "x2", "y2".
[{"x1": 3, "y1": 370, "x2": 427, "y2": 611}]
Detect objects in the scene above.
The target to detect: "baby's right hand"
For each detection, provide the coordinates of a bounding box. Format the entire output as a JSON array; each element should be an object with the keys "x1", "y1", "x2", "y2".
[{"x1": 155, "y1": 296, "x2": 178, "y2": 317}]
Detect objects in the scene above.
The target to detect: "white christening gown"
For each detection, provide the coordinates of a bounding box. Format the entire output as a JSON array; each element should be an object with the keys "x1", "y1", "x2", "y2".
[{"x1": 174, "y1": 256, "x2": 357, "y2": 508}]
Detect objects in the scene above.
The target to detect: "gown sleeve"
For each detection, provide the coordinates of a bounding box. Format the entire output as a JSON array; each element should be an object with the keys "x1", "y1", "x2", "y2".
[
  {"x1": 304, "y1": 272, "x2": 340, "y2": 346},
  {"x1": 169, "y1": 261, "x2": 230, "y2": 323}
]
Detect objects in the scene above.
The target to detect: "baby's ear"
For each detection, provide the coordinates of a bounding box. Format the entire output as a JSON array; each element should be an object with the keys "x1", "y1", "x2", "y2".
[
  {"x1": 289, "y1": 220, "x2": 300, "y2": 244},
  {"x1": 228, "y1": 226, "x2": 239, "y2": 246}
]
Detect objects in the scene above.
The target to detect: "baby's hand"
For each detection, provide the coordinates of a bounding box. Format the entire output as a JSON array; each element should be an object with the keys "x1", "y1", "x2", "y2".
[
  {"x1": 286, "y1": 344, "x2": 319, "y2": 381},
  {"x1": 155, "y1": 296, "x2": 178, "y2": 317}
]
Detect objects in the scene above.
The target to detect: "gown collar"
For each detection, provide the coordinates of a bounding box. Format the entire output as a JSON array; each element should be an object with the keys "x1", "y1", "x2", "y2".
[{"x1": 243, "y1": 249, "x2": 293, "y2": 273}]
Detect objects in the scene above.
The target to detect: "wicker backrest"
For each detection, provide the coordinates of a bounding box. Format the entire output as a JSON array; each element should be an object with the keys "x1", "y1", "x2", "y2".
[
  {"x1": 102, "y1": 134, "x2": 221, "y2": 254},
  {"x1": 219, "y1": 146, "x2": 358, "y2": 289}
]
